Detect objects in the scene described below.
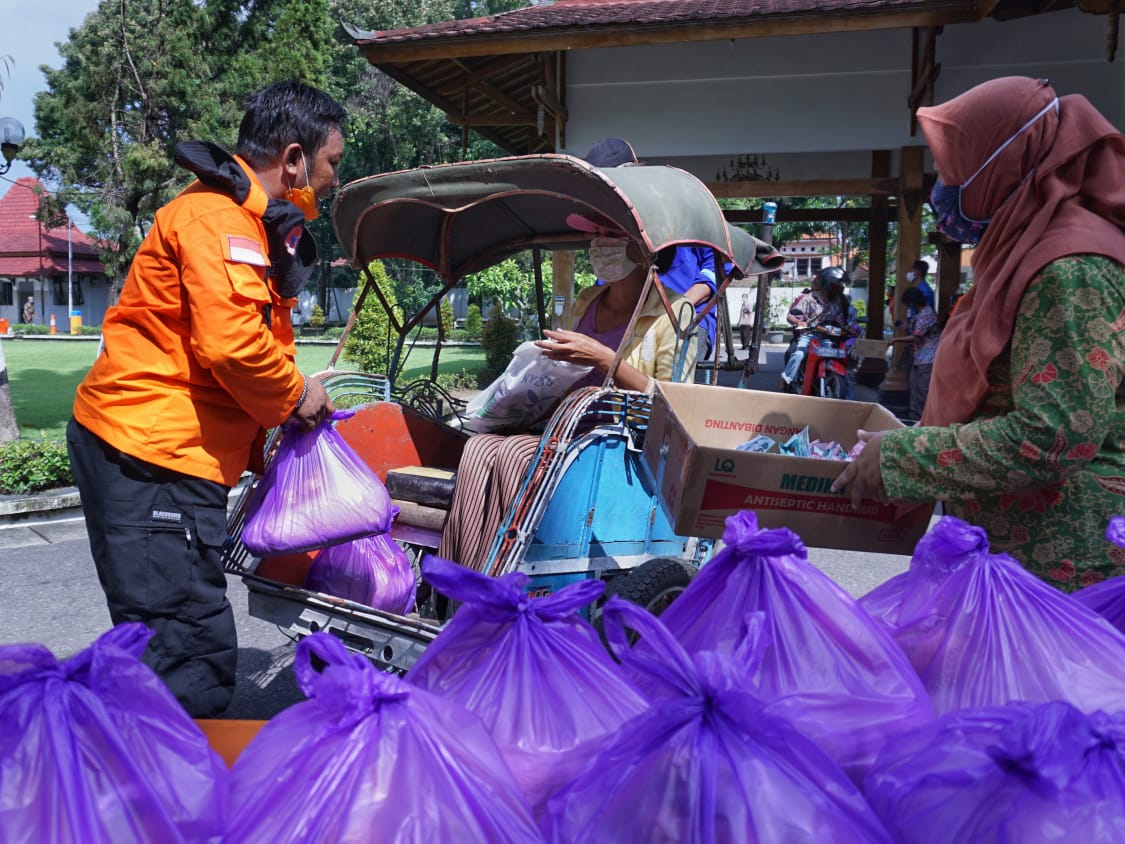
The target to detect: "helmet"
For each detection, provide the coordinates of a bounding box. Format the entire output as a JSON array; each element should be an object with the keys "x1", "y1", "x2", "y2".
[{"x1": 814, "y1": 265, "x2": 848, "y2": 294}]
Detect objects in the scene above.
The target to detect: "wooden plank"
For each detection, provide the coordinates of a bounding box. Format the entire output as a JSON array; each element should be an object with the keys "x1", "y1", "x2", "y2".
[{"x1": 195, "y1": 719, "x2": 266, "y2": 768}]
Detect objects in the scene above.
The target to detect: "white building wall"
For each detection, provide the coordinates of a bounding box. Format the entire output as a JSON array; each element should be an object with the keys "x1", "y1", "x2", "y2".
[{"x1": 561, "y1": 9, "x2": 1122, "y2": 181}]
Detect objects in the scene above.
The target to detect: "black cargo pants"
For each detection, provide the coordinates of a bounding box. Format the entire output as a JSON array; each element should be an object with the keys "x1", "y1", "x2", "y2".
[{"x1": 67, "y1": 418, "x2": 237, "y2": 717}]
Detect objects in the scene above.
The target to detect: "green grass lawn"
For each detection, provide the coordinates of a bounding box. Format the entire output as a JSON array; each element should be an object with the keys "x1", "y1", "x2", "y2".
[{"x1": 2, "y1": 338, "x2": 483, "y2": 441}]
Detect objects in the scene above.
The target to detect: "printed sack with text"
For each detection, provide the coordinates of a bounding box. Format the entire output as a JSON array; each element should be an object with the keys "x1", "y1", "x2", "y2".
[
  {"x1": 0, "y1": 624, "x2": 228, "y2": 844},
  {"x1": 242, "y1": 409, "x2": 397, "y2": 556},
  {"x1": 646, "y1": 510, "x2": 933, "y2": 781},
  {"x1": 464, "y1": 341, "x2": 593, "y2": 433},
  {"x1": 406, "y1": 556, "x2": 648, "y2": 813},
  {"x1": 865, "y1": 701, "x2": 1125, "y2": 844},
  {"x1": 859, "y1": 515, "x2": 1125, "y2": 715},
  {"x1": 225, "y1": 631, "x2": 541, "y2": 844},
  {"x1": 541, "y1": 599, "x2": 893, "y2": 844}
]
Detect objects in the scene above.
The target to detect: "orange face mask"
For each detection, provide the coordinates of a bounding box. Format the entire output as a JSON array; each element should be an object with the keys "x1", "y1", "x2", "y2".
[{"x1": 284, "y1": 153, "x2": 318, "y2": 221}]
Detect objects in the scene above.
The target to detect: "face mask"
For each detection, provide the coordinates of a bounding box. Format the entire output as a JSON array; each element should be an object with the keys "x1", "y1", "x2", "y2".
[
  {"x1": 589, "y1": 237, "x2": 638, "y2": 282},
  {"x1": 906, "y1": 271, "x2": 916, "y2": 282},
  {"x1": 929, "y1": 96, "x2": 1058, "y2": 245},
  {"x1": 284, "y1": 153, "x2": 318, "y2": 221}
]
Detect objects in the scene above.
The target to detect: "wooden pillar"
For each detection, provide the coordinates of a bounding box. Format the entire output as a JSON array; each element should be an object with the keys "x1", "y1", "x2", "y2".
[
  {"x1": 867, "y1": 150, "x2": 891, "y2": 340},
  {"x1": 551, "y1": 250, "x2": 575, "y2": 330},
  {"x1": 936, "y1": 235, "x2": 962, "y2": 319},
  {"x1": 879, "y1": 145, "x2": 925, "y2": 408}
]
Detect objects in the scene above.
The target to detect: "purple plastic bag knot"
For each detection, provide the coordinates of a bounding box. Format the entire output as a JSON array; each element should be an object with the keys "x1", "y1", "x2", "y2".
[
  {"x1": 1108, "y1": 516, "x2": 1125, "y2": 547},
  {"x1": 422, "y1": 555, "x2": 605, "y2": 620},
  {"x1": 987, "y1": 701, "x2": 1101, "y2": 793},
  {"x1": 721, "y1": 511, "x2": 805, "y2": 559}
]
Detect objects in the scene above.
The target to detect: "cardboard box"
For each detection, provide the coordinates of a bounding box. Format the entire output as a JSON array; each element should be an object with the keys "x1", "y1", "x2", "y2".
[
  {"x1": 853, "y1": 338, "x2": 890, "y2": 359},
  {"x1": 643, "y1": 382, "x2": 933, "y2": 555}
]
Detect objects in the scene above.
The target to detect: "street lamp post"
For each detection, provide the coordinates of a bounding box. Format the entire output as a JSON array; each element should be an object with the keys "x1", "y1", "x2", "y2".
[{"x1": 0, "y1": 117, "x2": 24, "y2": 176}]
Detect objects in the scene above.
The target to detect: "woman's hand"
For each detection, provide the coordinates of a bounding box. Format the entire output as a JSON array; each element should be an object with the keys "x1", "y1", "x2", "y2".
[
  {"x1": 536, "y1": 330, "x2": 613, "y2": 371},
  {"x1": 831, "y1": 429, "x2": 890, "y2": 509}
]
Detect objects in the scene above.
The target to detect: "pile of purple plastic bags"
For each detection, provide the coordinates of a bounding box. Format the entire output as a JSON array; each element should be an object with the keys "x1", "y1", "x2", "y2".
[{"x1": 3, "y1": 511, "x2": 1125, "y2": 843}]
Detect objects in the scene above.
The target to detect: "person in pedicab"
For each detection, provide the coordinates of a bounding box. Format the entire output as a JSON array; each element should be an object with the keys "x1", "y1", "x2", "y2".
[{"x1": 437, "y1": 232, "x2": 696, "y2": 572}]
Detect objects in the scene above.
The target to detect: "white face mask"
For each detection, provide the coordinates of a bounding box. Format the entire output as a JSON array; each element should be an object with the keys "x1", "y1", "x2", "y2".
[
  {"x1": 906, "y1": 271, "x2": 916, "y2": 282},
  {"x1": 589, "y1": 237, "x2": 638, "y2": 283}
]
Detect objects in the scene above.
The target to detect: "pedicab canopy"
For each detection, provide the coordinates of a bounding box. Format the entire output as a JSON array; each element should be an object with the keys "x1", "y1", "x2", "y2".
[{"x1": 331, "y1": 153, "x2": 783, "y2": 287}]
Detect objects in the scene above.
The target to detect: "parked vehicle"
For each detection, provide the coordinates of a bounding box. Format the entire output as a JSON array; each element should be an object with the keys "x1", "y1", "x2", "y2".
[{"x1": 221, "y1": 154, "x2": 782, "y2": 672}]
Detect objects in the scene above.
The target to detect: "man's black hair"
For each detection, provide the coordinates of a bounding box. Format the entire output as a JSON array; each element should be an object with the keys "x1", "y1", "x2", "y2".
[
  {"x1": 654, "y1": 245, "x2": 677, "y2": 275},
  {"x1": 901, "y1": 285, "x2": 927, "y2": 307},
  {"x1": 235, "y1": 81, "x2": 346, "y2": 168},
  {"x1": 912, "y1": 259, "x2": 929, "y2": 274}
]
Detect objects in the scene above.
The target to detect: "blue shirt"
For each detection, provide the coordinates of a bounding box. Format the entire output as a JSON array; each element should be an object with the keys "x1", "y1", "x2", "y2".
[{"x1": 659, "y1": 246, "x2": 716, "y2": 342}]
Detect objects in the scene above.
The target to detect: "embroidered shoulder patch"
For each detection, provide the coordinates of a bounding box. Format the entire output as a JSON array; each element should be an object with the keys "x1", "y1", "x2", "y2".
[{"x1": 225, "y1": 235, "x2": 268, "y2": 267}]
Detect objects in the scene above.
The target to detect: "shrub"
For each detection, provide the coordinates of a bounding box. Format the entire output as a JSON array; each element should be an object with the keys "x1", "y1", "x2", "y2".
[
  {"x1": 436, "y1": 368, "x2": 482, "y2": 392},
  {"x1": 465, "y1": 304, "x2": 482, "y2": 337},
  {"x1": 343, "y1": 261, "x2": 400, "y2": 375},
  {"x1": 439, "y1": 300, "x2": 455, "y2": 334},
  {"x1": 479, "y1": 310, "x2": 520, "y2": 383},
  {"x1": 0, "y1": 438, "x2": 73, "y2": 494},
  {"x1": 309, "y1": 304, "x2": 325, "y2": 328}
]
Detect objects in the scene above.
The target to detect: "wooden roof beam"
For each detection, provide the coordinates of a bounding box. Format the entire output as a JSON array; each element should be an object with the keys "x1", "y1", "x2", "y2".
[
  {"x1": 358, "y1": 6, "x2": 982, "y2": 63},
  {"x1": 707, "y1": 176, "x2": 902, "y2": 199}
]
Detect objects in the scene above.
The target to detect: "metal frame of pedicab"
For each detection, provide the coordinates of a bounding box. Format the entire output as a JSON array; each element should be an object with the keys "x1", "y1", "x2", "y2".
[{"x1": 221, "y1": 154, "x2": 782, "y2": 671}]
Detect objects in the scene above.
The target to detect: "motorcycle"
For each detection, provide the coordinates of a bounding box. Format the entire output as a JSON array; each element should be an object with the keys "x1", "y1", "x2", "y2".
[{"x1": 782, "y1": 320, "x2": 850, "y2": 399}]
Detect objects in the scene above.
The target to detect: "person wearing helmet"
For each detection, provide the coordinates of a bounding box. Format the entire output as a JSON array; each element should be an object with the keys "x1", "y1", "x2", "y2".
[{"x1": 781, "y1": 265, "x2": 856, "y2": 388}]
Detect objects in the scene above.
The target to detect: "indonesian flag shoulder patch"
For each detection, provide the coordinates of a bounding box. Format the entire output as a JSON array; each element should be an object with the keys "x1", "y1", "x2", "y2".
[{"x1": 224, "y1": 234, "x2": 268, "y2": 267}]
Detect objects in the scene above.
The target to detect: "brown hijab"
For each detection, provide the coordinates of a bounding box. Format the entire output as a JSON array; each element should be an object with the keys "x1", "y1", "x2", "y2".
[{"x1": 917, "y1": 77, "x2": 1125, "y2": 427}]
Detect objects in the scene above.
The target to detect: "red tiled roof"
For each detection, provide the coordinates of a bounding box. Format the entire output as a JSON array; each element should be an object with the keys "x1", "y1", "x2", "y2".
[
  {"x1": 352, "y1": 0, "x2": 963, "y2": 44},
  {"x1": 0, "y1": 178, "x2": 105, "y2": 277}
]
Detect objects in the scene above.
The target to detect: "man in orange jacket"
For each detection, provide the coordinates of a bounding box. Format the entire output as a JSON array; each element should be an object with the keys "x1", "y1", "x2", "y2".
[{"x1": 66, "y1": 81, "x2": 343, "y2": 716}]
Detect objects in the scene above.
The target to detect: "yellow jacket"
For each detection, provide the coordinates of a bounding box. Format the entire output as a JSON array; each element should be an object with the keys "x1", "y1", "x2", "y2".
[
  {"x1": 73, "y1": 157, "x2": 304, "y2": 486},
  {"x1": 564, "y1": 281, "x2": 697, "y2": 391}
]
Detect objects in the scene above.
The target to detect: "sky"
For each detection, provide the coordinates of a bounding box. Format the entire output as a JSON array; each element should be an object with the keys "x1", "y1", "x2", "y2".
[{"x1": 1, "y1": 0, "x2": 102, "y2": 221}]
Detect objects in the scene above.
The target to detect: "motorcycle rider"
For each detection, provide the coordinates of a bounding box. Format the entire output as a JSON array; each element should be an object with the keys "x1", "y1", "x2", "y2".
[{"x1": 780, "y1": 265, "x2": 856, "y2": 389}]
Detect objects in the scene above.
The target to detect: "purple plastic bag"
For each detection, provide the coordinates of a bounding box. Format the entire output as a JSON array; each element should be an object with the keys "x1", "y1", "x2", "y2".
[
  {"x1": 242, "y1": 409, "x2": 397, "y2": 556},
  {"x1": 541, "y1": 597, "x2": 893, "y2": 844},
  {"x1": 304, "y1": 532, "x2": 417, "y2": 614},
  {"x1": 865, "y1": 701, "x2": 1125, "y2": 844},
  {"x1": 0, "y1": 624, "x2": 228, "y2": 844},
  {"x1": 859, "y1": 515, "x2": 1125, "y2": 716},
  {"x1": 645, "y1": 510, "x2": 932, "y2": 780},
  {"x1": 226, "y1": 631, "x2": 542, "y2": 844},
  {"x1": 406, "y1": 556, "x2": 648, "y2": 813},
  {"x1": 1072, "y1": 516, "x2": 1125, "y2": 633}
]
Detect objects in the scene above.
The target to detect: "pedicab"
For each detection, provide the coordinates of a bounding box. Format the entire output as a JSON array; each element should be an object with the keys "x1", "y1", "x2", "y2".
[{"x1": 221, "y1": 153, "x2": 783, "y2": 671}]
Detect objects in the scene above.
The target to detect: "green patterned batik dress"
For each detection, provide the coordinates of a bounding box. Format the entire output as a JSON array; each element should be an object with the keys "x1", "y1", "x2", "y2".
[{"x1": 880, "y1": 255, "x2": 1125, "y2": 592}]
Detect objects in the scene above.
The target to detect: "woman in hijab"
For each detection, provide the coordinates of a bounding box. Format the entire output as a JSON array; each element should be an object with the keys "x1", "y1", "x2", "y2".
[{"x1": 833, "y1": 76, "x2": 1125, "y2": 591}]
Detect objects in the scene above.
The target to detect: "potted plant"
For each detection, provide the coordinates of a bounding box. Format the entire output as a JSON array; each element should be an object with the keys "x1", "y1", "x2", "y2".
[
  {"x1": 301, "y1": 304, "x2": 326, "y2": 336},
  {"x1": 766, "y1": 324, "x2": 789, "y2": 344}
]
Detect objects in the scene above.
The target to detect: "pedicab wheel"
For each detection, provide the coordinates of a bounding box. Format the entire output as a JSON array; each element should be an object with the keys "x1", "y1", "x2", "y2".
[{"x1": 607, "y1": 557, "x2": 696, "y2": 617}]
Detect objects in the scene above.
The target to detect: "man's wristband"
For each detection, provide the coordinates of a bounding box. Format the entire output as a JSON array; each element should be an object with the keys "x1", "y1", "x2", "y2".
[{"x1": 294, "y1": 376, "x2": 309, "y2": 411}]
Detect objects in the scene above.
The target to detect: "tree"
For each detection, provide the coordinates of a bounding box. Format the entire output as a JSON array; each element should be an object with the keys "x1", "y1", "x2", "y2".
[
  {"x1": 24, "y1": 0, "x2": 227, "y2": 295},
  {"x1": 342, "y1": 261, "x2": 401, "y2": 376}
]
